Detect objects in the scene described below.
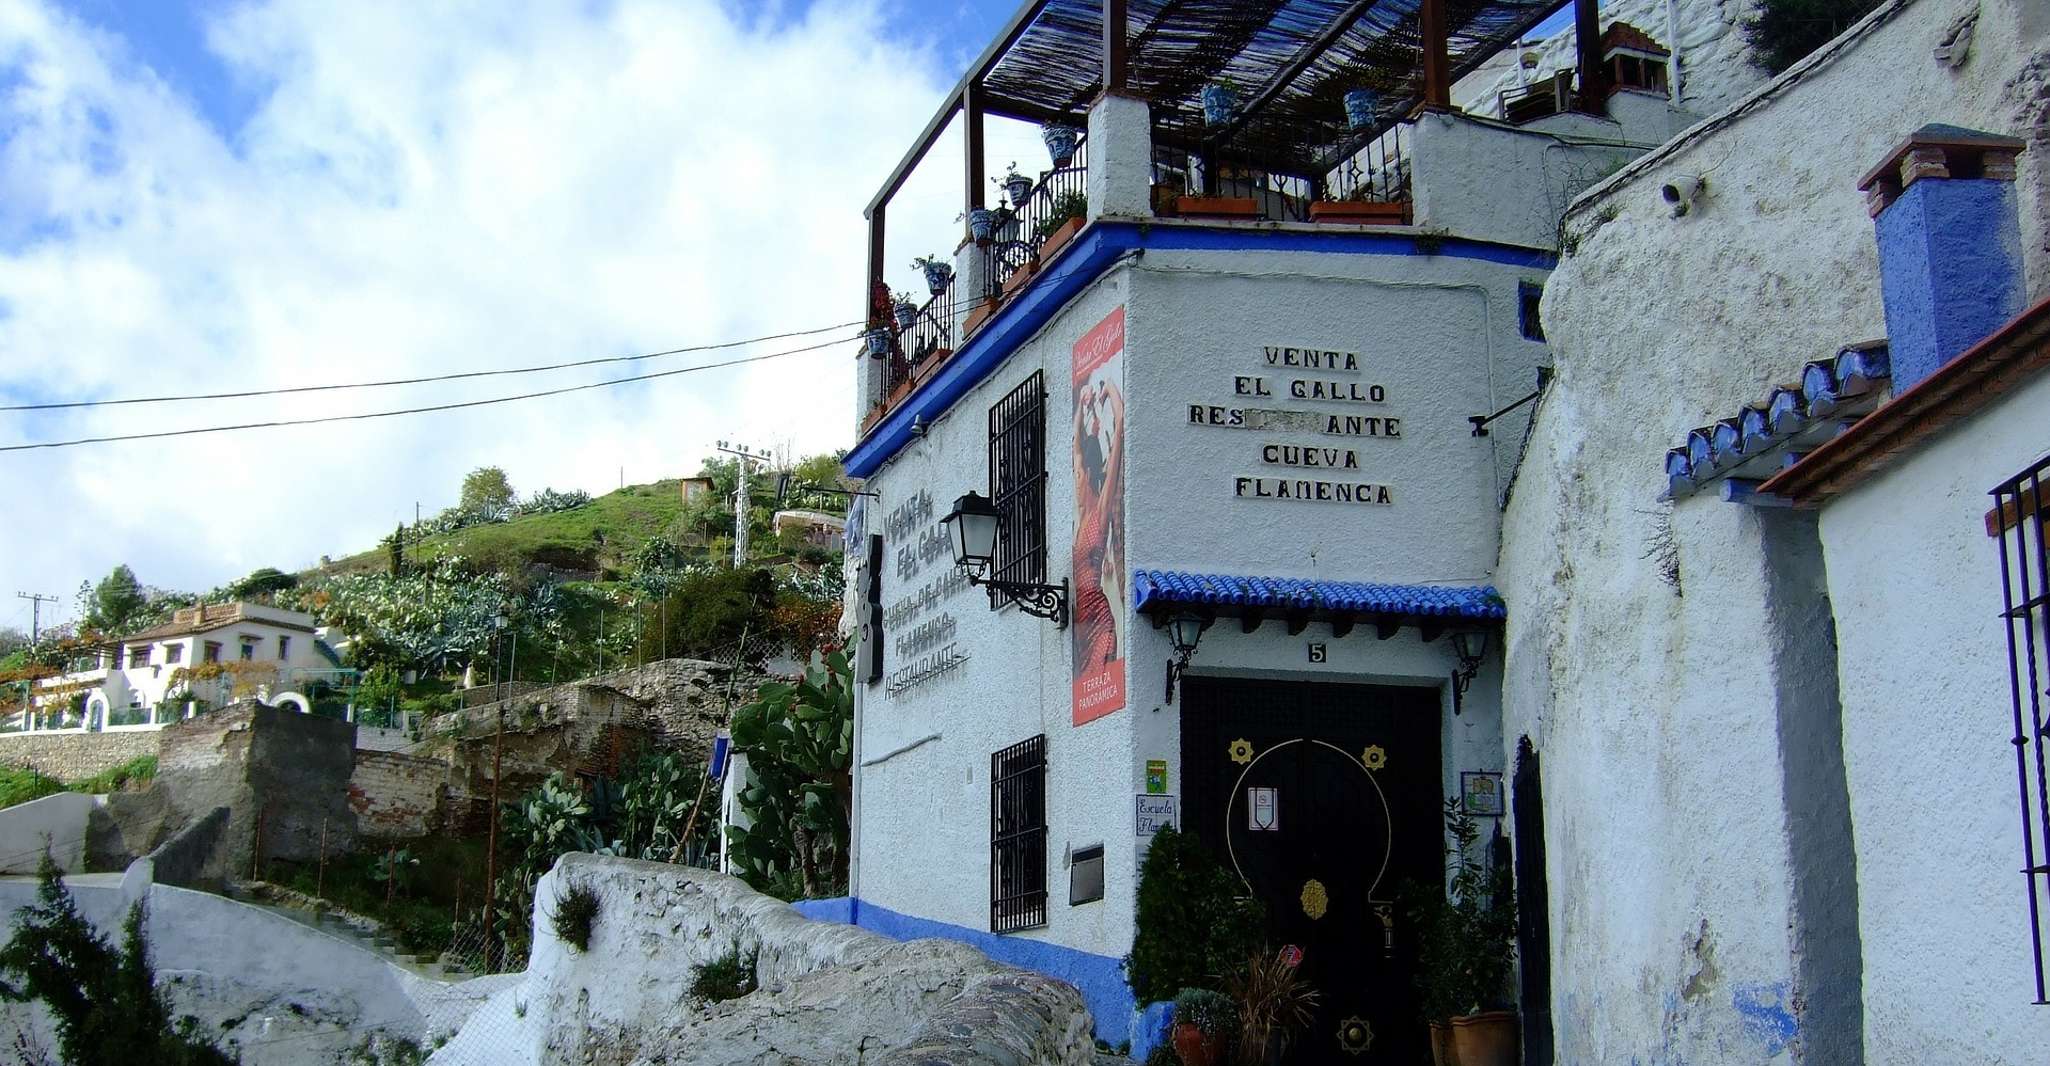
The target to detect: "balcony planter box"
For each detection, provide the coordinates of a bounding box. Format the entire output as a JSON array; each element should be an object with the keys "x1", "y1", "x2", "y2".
[
  {"x1": 1039, "y1": 216, "x2": 1085, "y2": 262},
  {"x1": 1001, "y1": 258, "x2": 1039, "y2": 298},
  {"x1": 1308, "y1": 200, "x2": 1409, "y2": 224},
  {"x1": 961, "y1": 296, "x2": 1001, "y2": 338},
  {"x1": 1174, "y1": 196, "x2": 1260, "y2": 219}
]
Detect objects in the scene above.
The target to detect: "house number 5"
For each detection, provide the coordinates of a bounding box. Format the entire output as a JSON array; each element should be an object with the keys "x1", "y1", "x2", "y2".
[{"x1": 1307, "y1": 643, "x2": 1327, "y2": 663}]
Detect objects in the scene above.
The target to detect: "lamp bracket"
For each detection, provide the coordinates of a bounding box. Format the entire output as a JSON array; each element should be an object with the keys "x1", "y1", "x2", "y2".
[{"x1": 969, "y1": 575, "x2": 1069, "y2": 629}]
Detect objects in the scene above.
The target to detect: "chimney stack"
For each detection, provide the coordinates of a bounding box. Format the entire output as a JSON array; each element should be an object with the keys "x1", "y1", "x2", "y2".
[{"x1": 1858, "y1": 123, "x2": 2026, "y2": 393}]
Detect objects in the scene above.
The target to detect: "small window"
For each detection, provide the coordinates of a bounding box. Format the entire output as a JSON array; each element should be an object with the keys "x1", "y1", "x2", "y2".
[
  {"x1": 165, "y1": 644, "x2": 183, "y2": 665},
  {"x1": 203, "y1": 641, "x2": 222, "y2": 664},
  {"x1": 991, "y1": 734, "x2": 1048, "y2": 933},
  {"x1": 1518, "y1": 281, "x2": 1546, "y2": 342},
  {"x1": 989, "y1": 371, "x2": 1049, "y2": 589},
  {"x1": 278, "y1": 635, "x2": 291, "y2": 660},
  {"x1": 127, "y1": 646, "x2": 150, "y2": 668}
]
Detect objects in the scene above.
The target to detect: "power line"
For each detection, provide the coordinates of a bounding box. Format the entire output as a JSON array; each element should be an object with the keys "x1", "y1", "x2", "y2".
[
  {"x1": 0, "y1": 319, "x2": 862, "y2": 413},
  {"x1": 0, "y1": 332, "x2": 856, "y2": 454}
]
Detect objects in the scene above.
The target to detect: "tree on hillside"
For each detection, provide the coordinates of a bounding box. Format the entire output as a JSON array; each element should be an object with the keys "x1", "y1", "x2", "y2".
[
  {"x1": 82, "y1": 565, "x2": 147, "y2": 636},
  {"x1": 1744, "y1": 0, "x2": 1883, "y2": 74},
  {"x1": 0, "y1": 627, "x2": 26, "y2": 659},
  {"x1": 227, "y1": 567, "x2": 298, "y2": 600},
  {"x1": 460, "y1": 466, "x2": 517, "y2": 517}
]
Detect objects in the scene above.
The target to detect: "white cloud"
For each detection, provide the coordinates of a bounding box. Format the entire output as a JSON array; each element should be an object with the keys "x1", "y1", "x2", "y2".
[{"x1": 0, "y1": 0, "x2": 1033, "y2": 615}]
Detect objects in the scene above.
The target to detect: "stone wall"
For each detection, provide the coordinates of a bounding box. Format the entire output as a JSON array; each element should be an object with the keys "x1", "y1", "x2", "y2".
[
  {"x1": 149, "y1": 702, "x2": 359, "y2": 876},
  {"x1": 348, "y1": 750, "x2": 449, "y2": 838},
  {"x1": 0, "y1": 729, "x2": 161, "y2": 782}
]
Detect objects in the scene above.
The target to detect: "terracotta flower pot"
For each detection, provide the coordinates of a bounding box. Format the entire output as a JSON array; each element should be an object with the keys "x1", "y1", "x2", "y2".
[
  {"x1": 1429, "y1": 1021, "x2": 1459, "y2": 1066},
  {"x1": 1448, "y1": 1010, "x2": 1517, "y2": 1066},
  {"x1": 1172, "y1": 1022, "x2": 1228, "y2": 1066}
]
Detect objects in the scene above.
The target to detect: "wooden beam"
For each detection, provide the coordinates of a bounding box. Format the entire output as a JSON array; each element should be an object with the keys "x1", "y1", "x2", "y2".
[
  {"x1": 866, "y1": 207, "x2": 886, "y2": 326},
  {"x1": 1375, "y1": 619, "x2": 1400, "y2": 640},
  {"x1": 865, "y1": 0, "x2": 1054, "y2": 217},
  {"x1": 1419, "y1": 622, "x2": 1444, "y2": 643},
  {"x1": 1206, "y1": 0, "x2": 1380, "y2": 145},
  {"x1": 1104, "y1": 0, "x2": 1129, "y2": 92},
  {"x1": 1242, "y1": 611, "x2": 1264, "y2": 635},
  {"x1": 964, "y1": 80, "x2": 987, "y2": 236},
  {"x1": 1419, "y1": 0, "x2": 1451, "y2": 110},
  {"x1": 1285, "y1": 612, "x2": 1310, "y2": 636},
  {"x1": 1329, "y1": 617, "x2": 1355, "y2": 639},
  {"x1": 1573, "y1": 0, "x2": 1605, "y2": 114}
]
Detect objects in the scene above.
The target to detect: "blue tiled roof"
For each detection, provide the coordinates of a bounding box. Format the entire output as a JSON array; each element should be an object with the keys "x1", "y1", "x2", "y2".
[
  {"x1": 1664, "y1": 341, "x2": 1890, "y2": 496},
  {"x1": 1133, "y1": 569, "x2": 1506, "y2": 620}
]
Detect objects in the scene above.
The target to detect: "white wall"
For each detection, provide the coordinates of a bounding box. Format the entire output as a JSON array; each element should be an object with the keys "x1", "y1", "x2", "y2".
[
  {"x1": 0, "y1": 792, "x2": 95, "y2": 872},
  {"x1": 1410, "y1": 111, "x2": 1668, "y2": 251},
  {"x1": 1498, "y1": 0, "x2": 2050, "y2": 1060},
  {"x1": 1820, "y1": 370, "x2": 2050, "y2": 1064}
]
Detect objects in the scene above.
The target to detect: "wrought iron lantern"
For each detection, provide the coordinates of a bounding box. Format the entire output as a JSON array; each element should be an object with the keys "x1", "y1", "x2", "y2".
[
  {"x1": 942, "y1": 491, "x2": 1067, "y2": 627},
  {"x1": 1450, "y1": 629, "x2": 1490, "y2": 713},
  {"x1": 1164, "y1": 610, "x2": 1208, "y2": 704}
]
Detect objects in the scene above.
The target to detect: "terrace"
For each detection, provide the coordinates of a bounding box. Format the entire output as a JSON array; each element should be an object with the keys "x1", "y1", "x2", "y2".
[{"x1": 858, "y1": 0, "x2": 1650, "y2": 430}]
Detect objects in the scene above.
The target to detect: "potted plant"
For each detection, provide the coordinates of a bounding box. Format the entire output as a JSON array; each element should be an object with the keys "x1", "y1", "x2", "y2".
[
  {"x1": 1033, "y1": 189, "x2": 1089, "y2": 259},
  {"x1": 861, "y1": 328, "x2": 891, "y2": 358},
  {"x1": 965, "y1": 208, "x2": 999, "y2": 244},
  {"x1": 1344, "y1": 87, "x2": 1381, "y2": 131},
  {"x1": 1171, "y1": 988, "x2": 1239, "y2": 1066},
  {"x1": 1227, "y1": 948, "x2": 1321, "y2": 1066},
  {"x1": 1201, "y1": 78, "x2": 1241, "y2": 126},
  {"x1": 891, "y1": 292, "x2": 919, "y2": 331},
  {"x1": 998, "y1": 163, "x2": 1036, "y2": 209},
  {"x1": 1408, "y1": 797, "x2": 1520, "y2": 1066},
  {"x1": 910, "y1": 255, "x2": 953, "y2": 295},
  {"x1": 1040, "y1": 123, "x2": 1081, "y2": 167}
]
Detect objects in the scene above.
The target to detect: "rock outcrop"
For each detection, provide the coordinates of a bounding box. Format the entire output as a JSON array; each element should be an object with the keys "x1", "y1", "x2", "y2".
[{"x1": 430, "y1": 854, "x2": 1098, "y2": 1066}]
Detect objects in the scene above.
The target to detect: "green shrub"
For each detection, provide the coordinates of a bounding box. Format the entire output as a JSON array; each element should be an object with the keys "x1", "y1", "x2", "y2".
[
  {"x1": 67, "y1": 755, "x2": 157, "y2": 796},
  {"x1": 0, "y1": 766, "x2": 64, "y2": 809},
  {"x1": 689, "y1": 943, "x2": 759, "y2": 1003},
  {"x1": 1124, "y1": 825, "x2": 1267, "y2": 1004},
  {"x1": 1744, "y1": 0, "x2": 1884, "y2": 74},
  {"x1": 1173, "y1": 987, "x2": 1240, "y2": 1040},
  {"x1": 549, "y1": 883, "x2": 600, "y2": 953}
]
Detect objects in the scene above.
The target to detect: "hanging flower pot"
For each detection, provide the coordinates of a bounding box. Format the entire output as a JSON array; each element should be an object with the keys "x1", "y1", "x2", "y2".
[
  {"x1": 1004, "y1": 172, "x2": 1035, "y2": 208},
  {"x1": 1041, "y1": 123, "x2": 1081, "y2": 167},
  {"x1": 862, "y1": 328, "x2": 891, "y2": 358},
  {"x1": 892, "y1": 300, "x2": 918, "y2": 331},
  {"x1": 1345, "y1": 88, "x2": 1381, "y2": 131},
  {"x1": 967, "y1": 208, "x2": 999, "y2": 244},
  {"x1": 911, "y1": 256, "x2": 953, "y2": 295},
  {"x1": 1201, "y1": 81, "x2": 1239, "y2": 126}
]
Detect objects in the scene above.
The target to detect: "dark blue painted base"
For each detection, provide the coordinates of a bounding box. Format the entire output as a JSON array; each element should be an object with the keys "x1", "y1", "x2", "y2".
[{"x1": 791, "y1": 896, "x2": 1138, "y2": 1048}]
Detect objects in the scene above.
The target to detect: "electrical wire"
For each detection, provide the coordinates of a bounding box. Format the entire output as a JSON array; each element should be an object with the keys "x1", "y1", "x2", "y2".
[
  {"x1": 0, "y1": 332, "x2": 858, "y2": 454},
  {"x1": 0, "y1": 319, "x2": 863, "y2": 413}
]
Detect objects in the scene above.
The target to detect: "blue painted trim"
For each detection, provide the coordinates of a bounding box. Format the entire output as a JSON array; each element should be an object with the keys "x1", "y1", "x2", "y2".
[
  {"x1": 789, "y1": 895, "x2": 1135, "y2": 1046},
  {"x1": 843, "y1": 221, "x2": 1557, "y2": 478}
]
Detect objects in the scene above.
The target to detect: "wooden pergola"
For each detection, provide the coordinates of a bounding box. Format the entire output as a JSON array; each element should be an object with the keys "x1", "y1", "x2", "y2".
[{"x1": 863, "y1": 0, "x2": 1609, "y2": 315}]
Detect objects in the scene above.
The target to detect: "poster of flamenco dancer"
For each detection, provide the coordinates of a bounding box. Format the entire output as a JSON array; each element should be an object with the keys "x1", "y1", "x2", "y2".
[{"x1": 1071, "y1": 306, "x2": 1127, "y2": 726}]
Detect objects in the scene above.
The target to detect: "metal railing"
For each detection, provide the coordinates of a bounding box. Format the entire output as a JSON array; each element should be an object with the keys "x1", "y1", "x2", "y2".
[
  {"x1": 985, "y1": 138, "x2": 1089, "y2": 295},
  {"x1": 1326, "y1": 127, "x2": 1412, "y2": 205},
  {"x1": 1149, "y1": 125, "x2": 1411, "y2": 222},
  {"x1": 1992, "y1": 452, "x2": 2050, "y2": 1005}
]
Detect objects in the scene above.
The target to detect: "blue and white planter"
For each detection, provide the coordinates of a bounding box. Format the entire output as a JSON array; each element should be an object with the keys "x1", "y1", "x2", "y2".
[
  {"x1": 967, "y1": 208, "x2": 1000, "y2": 244},
  {"x1": 1004, "y1": 174, "x2": 1036, "y2": 208},
  {"x1": 892, "y1": 301, "x2": 919, "y2": 331},
  {"x1": 920, "y1": 261, "x2": 954, "y2": 295},
  {"x1": 1041, "y1": 124, "x2": 1081, "y2": 168},
  {"x1": 862, "y1": 328, "x2": 891, "y2": 358},
  {"x1": 1344, "y1": 89, "x2": 1380, "y2": 131},
  {"x1": 1201, "y1": 82, "x2": 1238, "y2": 127}
]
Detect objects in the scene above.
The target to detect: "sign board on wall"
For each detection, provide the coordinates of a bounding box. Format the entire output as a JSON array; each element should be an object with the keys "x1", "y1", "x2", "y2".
[
  {"x1": 1145, "y1": 759, "x2": 1169, "y2": 795},
  {"x1": 1072, "y1": 306, "x2": 1128, "y2": 726},
  {"x1": 1135, "y1": 793, "x2": 1178, "y2": 842}
]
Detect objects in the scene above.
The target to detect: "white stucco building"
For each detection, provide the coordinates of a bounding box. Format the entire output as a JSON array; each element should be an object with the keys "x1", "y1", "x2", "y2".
[
  {"x1": 820, "y1": 0, "x2": 1754, "y2": 1059},
  {"x1": 24, "y1": 602, "x2": 344, "y2": 731},
  {"x1": 1498, "y1": 0, "x2": 2050, "y2": 1061}
]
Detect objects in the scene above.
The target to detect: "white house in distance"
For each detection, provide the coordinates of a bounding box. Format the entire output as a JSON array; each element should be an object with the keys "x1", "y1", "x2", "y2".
[
  {"x1": 25, "y1": 602, "x2": 345, "y2": 730},
  {"x1": 815, "y1": 0, "x2": 1759, "y2": 1059}
]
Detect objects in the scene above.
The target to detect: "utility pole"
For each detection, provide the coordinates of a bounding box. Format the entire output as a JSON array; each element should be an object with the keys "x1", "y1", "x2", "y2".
[
  {"x1": 715, "y1": 441, "x2": 770, "y2": 568},
  {"x1": 16, "y1": 592, "x2": 56, "y2": 645}
]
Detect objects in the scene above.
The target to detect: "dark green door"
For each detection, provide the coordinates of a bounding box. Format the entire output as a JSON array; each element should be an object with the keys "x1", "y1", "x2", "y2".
[{"x1": 1181, "y1": 677, "x2": 1444, "y2": 1064}]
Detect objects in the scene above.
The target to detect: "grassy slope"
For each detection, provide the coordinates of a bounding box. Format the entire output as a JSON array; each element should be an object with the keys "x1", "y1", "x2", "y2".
[{"x1": 323, "y1": 480, "x2": 688, "y2": 577}]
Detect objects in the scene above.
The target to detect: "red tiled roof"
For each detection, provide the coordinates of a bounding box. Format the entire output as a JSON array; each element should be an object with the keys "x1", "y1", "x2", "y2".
[
  {"x1": 1759, "y1": 297, "x2": 2050, "y2": 504},
  {"x1": 1602, "y1": 22, "x2": 1670, "y2": 58}
]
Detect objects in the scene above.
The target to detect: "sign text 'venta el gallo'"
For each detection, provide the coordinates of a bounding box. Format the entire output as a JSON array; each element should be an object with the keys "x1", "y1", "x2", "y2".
[{"x1": 1186, "y1": 346, "x2": 1400, "y2": 505}]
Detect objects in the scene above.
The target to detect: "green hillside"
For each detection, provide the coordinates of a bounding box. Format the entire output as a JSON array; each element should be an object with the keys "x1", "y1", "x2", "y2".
[{"x1": 322, "y1": 479, "x2": 691, "y2": 578}]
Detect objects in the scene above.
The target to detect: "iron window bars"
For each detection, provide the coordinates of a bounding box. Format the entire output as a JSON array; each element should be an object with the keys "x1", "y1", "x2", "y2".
[
  {"x1": 1993, "y1": 451, "x2": 2050, "y2": 1004},
  {"x1": 991, "y1": 733, "x2": 1049, "y2": 934},
  {"x1": 986, "y1": 371, "x2": 1067, "y2": 626}
]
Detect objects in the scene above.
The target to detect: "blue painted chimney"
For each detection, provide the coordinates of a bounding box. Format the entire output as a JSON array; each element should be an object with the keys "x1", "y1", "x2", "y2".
[{"x1": 1858, "y1": 124, "x2": 2027, "y2": 393}]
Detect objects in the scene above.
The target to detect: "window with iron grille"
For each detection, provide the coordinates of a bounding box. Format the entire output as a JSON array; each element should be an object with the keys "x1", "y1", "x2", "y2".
[
  {"x1": 989, "y1": 371, "x2": 1048, "y2": 596},
  {"x1": 1992, "y1": 451, "x2": 2050, "y2": 1004},
  {"x1": 991, "y1": 734, "x2": 1048, "y2": 933}
]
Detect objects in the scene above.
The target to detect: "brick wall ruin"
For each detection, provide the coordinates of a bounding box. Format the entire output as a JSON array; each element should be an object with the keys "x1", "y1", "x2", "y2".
[
  {"x1": 347, "y1": 750, "x2": 448, "y2": 838},
  {"x1": 0, "y1": 729, "x2": 163, "y2": 782}
]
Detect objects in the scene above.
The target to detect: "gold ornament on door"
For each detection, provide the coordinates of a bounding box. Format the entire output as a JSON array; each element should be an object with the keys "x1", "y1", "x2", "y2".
[
  {"x1": 1361, "y1": 744, "x2": 1387, "y2": 771},
  {"x1": 1300, "y1": 878, "x2": 1328, "y2": 920},
  {"x1": 1228, "y1": 738, "x2": 1254, "y2": 764},
  {"x1": 1337, "y1": 1015, "x2": 1374, "y2": 1054}
]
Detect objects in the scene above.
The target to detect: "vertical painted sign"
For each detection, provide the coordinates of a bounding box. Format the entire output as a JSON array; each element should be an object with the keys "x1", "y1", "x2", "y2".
[{"x1": 1072, "y1": 306, "x2": 1128, "y2": 725}]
